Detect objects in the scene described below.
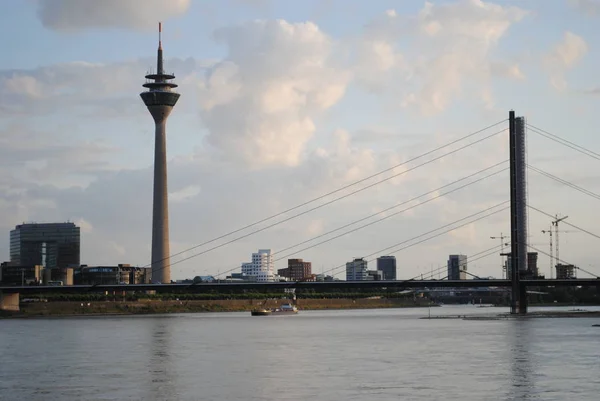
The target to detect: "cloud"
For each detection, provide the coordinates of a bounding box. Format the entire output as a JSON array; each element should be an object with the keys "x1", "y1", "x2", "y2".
[
  {"x1": 75, "y1": 218, "x2": 93, "y2": 234},
  {"x1": 583, "y1": 87, "x2": 600, "y2": 95},
  {"x1": 3, "y1": 10, "x2": 594, "y2": 279},
  {"x1": 490, "y1": 62, "x2": 526, "y2": 80},
  {"x1": 0, "y1": 58, "x2": 205, "y2": 118},
  {"x1": 352, "y1": 0, "x2": 528, "y2": 115},
  {"x1": 197, "y1": 19, "x2": 350, "y2": 168},
  {"x1": 569, "y1": 0, "x2": 600, "y2": 17},
  {"x1": 169, "y1": 185, "x2": 201, "y2": 202},
  {"x1": 545, "y1": 31, "x2": 588, "y2": 91},
  {"x1": 36, "y1": 0, "x2": 191, "y2": 32},
  {"x1": 0, "y1": 125, "x2": 119, "y2": 188},
  {"x1": 0, "y1": 118, "x2": 510, "y2": 277}
]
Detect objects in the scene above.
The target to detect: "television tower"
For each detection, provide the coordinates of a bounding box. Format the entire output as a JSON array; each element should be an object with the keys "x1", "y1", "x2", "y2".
[{"x1": 140, "y1": 22, "x2": 180, "y2": 284}]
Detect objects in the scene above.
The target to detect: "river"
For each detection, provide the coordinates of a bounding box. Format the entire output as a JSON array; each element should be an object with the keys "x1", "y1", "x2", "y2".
[{"x1": 1, "y1": 305, "x2": 599, "y2": 400}]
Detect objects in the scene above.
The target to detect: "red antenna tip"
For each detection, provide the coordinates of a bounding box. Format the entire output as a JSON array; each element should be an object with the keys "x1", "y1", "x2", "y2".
[{"x1": 158, "y1": 22, "x2": 162, "y2": 48}]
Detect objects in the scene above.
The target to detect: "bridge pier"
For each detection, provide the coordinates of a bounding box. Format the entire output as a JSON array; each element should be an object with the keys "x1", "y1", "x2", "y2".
[
  {"x1": 519, "y1": 283, "x2": 528, "y2": 314},
  {"x1": 509, "y1": 111, "x2": 529, "y2": 314},
  {"x1": 0, "y1": 291, "x2": 20, "y2": 312}
]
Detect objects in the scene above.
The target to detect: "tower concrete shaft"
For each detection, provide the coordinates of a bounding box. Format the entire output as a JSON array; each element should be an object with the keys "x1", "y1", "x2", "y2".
[{"x1": 140, "y1": 22, "x2": 180, "y2": 284}]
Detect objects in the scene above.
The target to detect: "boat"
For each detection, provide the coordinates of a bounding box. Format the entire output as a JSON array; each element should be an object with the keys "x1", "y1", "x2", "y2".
[
  {"x1": 250, "y1": 303, "x2": 298, "y2": 316},
  {"x1": 271, "y1": 303, "x2": 298, "y2": 315},
  {"x1": 251, "y1": 308, "x2": 272, "y2": 316}
]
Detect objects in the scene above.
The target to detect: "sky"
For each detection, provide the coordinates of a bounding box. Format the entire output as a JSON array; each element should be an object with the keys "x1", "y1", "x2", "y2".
[{"x1": 1, "y1": 0, "x2": 599, "y2": 281}]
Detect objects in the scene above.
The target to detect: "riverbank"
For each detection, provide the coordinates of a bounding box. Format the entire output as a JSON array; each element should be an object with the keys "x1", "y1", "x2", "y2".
[
  {"x1": 421, "y1": 310, "x2": 600, "y2": 320},
  {"x1": 0, "y1": 297, "x2": 434, "y2": 318}
]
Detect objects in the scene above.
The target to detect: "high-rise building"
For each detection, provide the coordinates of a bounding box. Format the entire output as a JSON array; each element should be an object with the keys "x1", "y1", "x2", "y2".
[
  {"x1": 504, "y1": 252, "x2": 540, "y2": 279},
  {"x1": 140, "y1": 23, "x2": 180, "y2": 284},
  {"x1": 278, "y1": 259, "x2": 312, "y2": 281},
  {"x1": 527, "y1": 252, "x2": 539, "y2": 277},
  {"x1": 346, "y1": 258, "x2": 368, "y2": 281},
  {"x1": 447, "y1": 254, "x2": 467, "y2": 280},
  {"x1": 367, "y1": 270, "x2": 383, "y2": 280},
  {"x1": 556, "y1": 264, "x2": 576, "y2": 279},
  {"x1": 377, "y1": 256, "x2": 397, "y2": 280},
  {"x1": 10, "y1": 222, "x2": 80, "y2": 268},
  {"x1": 241, "y1": 249, "x2": 275, "y2": 282}
]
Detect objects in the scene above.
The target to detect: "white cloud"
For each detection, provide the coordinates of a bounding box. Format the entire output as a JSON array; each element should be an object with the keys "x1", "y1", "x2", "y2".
[
  {"x1": 2, "y1": 9, "x2": 597, "y2": 280},
  {"x1": 75, "y1": 218, "x2": 93, "y2": 233},
  {"x1": 353, "y1": 0, "x2": 528, "y2": 115},
  {"x1": 569, "y1": 0, "x2": 600, "y2": 17},
  {"x1": 0, "y1": 125, "x2": 119, "y2": 188},
  {"x1": 197, "y1": 19, "x2": 350, "y2": 168},
  {"x1": 0, "y1": 58, "x2": 204, "y2": 117},
  {"x1": 169, "y1": 185, "x2": 201, "y2": 202},
  {"x1": 36, "y1": 0, "x2": 191, "y2": 32},
  {"x1": 2, "y1": 75, "x2": 45, "y2": 99},
  {"x1": 545, "y1": 31, "x2": 588, "y2": 91},
  {"x1": 490, "y1": 62, "x2": 526, "y2": 80}
]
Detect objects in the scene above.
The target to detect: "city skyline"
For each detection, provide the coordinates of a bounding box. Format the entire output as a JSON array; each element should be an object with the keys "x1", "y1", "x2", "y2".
[{"x1": 1, "y1": 1, "x2": 600, "y2": 280}]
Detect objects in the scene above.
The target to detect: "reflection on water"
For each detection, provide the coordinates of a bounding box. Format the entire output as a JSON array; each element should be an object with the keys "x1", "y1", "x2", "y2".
[
  {"x1": 147, "y1": 318, "x2": 176, "y2": 401},
  {"x1": 507, "y1": 319, "x2": 534, "y2": 400},
  {"x1": 0, "y1": 307, "x2": 599, "y2": 401}
]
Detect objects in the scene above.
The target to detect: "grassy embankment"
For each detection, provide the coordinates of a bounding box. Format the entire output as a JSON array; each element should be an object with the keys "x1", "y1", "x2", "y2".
[{"x1": 1, "y1": 293, "x2": 433, "y2": 318}]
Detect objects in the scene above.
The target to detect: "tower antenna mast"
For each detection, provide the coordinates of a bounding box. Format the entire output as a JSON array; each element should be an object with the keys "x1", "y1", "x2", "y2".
[{"x1": 140, "y1": 22, "x2": 180, "y2": 284}]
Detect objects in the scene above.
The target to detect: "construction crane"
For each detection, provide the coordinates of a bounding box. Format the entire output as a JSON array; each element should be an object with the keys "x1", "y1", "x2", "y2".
[
  {"x1": 552, "y1": 215, "x2": 568, "y2": 269},
  {"x1": 541, "y1": 215, "x2": 575, "y2": 278},
  {"x1": 490, "y1": 233, "x2": 509, "y2": 278},
  {"x1": 541, "y1": 228, "x2": 553, "y2": 278}
]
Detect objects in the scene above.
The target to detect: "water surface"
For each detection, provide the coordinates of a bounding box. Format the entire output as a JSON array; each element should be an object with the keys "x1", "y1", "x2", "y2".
[{"x1": 1, "y1": 305, "x2": 599, "y2": 400}]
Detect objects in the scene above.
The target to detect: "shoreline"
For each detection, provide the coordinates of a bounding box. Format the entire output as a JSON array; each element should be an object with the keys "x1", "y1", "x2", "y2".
[
  {"x1": 2, "y1": 298, "x2": 600, "y2": 319},
  {"x1": 1, "y1": 298, "x2": 434, "y2": 319}
]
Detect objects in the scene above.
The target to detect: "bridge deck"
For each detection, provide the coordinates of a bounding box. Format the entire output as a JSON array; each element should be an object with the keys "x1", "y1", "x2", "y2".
[{"x1": 1, "y1": 279, "x2": 598, "y2": 294}]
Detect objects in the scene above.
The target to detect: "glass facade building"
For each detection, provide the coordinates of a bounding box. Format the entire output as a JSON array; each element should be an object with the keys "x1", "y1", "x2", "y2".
[
  {"x1": 10, "y1": 223, "x2": 80, "y2": 268},
  {"x1": 447, "y1": 254, "x2": 467, "y2": 280},
  {"x1": 376, "y1": 256, "x2": 397, "y2": 280}
]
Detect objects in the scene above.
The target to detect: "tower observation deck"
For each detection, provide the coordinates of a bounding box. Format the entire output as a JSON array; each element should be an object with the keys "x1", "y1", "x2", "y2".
[{"x1": 140, "y1": 22, "x2": 179, "y2": 284}]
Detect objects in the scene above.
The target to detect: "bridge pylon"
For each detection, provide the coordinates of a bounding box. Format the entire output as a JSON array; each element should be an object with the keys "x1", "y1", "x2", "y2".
[{"x1": 509, "y1": 111, "x2": 529, "y2": 314}]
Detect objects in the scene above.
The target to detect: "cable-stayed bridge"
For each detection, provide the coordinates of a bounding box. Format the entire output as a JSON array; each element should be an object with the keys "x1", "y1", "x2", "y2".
[{"x1": 2, "y1": 111, "x2": 600, "y2": 313}]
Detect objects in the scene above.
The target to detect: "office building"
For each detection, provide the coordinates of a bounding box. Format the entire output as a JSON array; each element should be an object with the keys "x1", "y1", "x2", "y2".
[
  {"x1": 367, "y1": 270, "x2": 384, "y2": 280},
  {"x1": 278, "y1": 258, "x2": 312, "y2": 281},
  {"x1": 42, "y1": 268, "x2": 74, "y2": 285},
  {"x1": 10, "y1": 222, "x2": 80, "y2": 268},
  {"x1": 377, "y1": 256, "x2": 397, "y2": 280},
  {"x1": 346, "y1": 258, "x2": 368, "y2": 281},
  {"x1": 447, "y1": 254, "x2": 467, "y2": 280},
  {"x1": 556, "y1": 264, "x2": 576, "y2": 279},
  {"x1": 241, "y1": 249, "x2": 275, "y2": 282},
  {"x1": 0, "y1": 262, "x2": 43, "y2": 285},
  {"x1": 504, "y1": 252, "x2": 540, "y2": 279},
  {"x1": 74, "y1": 264, "x2": 152, "y2": 285},
  {"x1": 527, "y1": 252, "x2": 539, "y2": 277}
]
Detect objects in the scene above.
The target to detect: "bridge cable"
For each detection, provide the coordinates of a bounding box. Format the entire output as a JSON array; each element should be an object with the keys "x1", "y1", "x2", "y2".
[
  {"x1": 410, "y1": 243, "x2": 505, "y2": 281},
  {"x1": 355, "y1": 206, "x2": 509, "y2": 274},
  {"x1": 522, "y1": 242, "x2": 599, "y2": 279},
  {"x1": 158, "y1": 128, "x2": 508, "y2": 271},
  {"x1": 527, "y1": 164, "x2": 600, "y2": 202},
  {"x1": 210, "y1": 167, "x2": 507, "y2": 279},
  {"x1": 526, "y1": 124, "x2": 600, "y2": 162},
  {"x1": 272, "y1": 163, "x2": 508, "y2": 261},
  {"x1": 289, "y1": 244, "x2": 505, "y2": 293},
  {"x1": 318, "y1": 202, "x2": 509, "y2": 277},
  {"x1": 527, "y1": 204, "x2": 600, "y2": 241}
]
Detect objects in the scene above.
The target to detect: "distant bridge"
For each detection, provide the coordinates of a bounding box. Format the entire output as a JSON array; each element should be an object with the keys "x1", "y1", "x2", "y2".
[
  {"x1": 2, "y1": 278, "x2": 599, "y2": 294},
  {"x1": 3, "y1": 279, "x2": 598, "y2": 311}
]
